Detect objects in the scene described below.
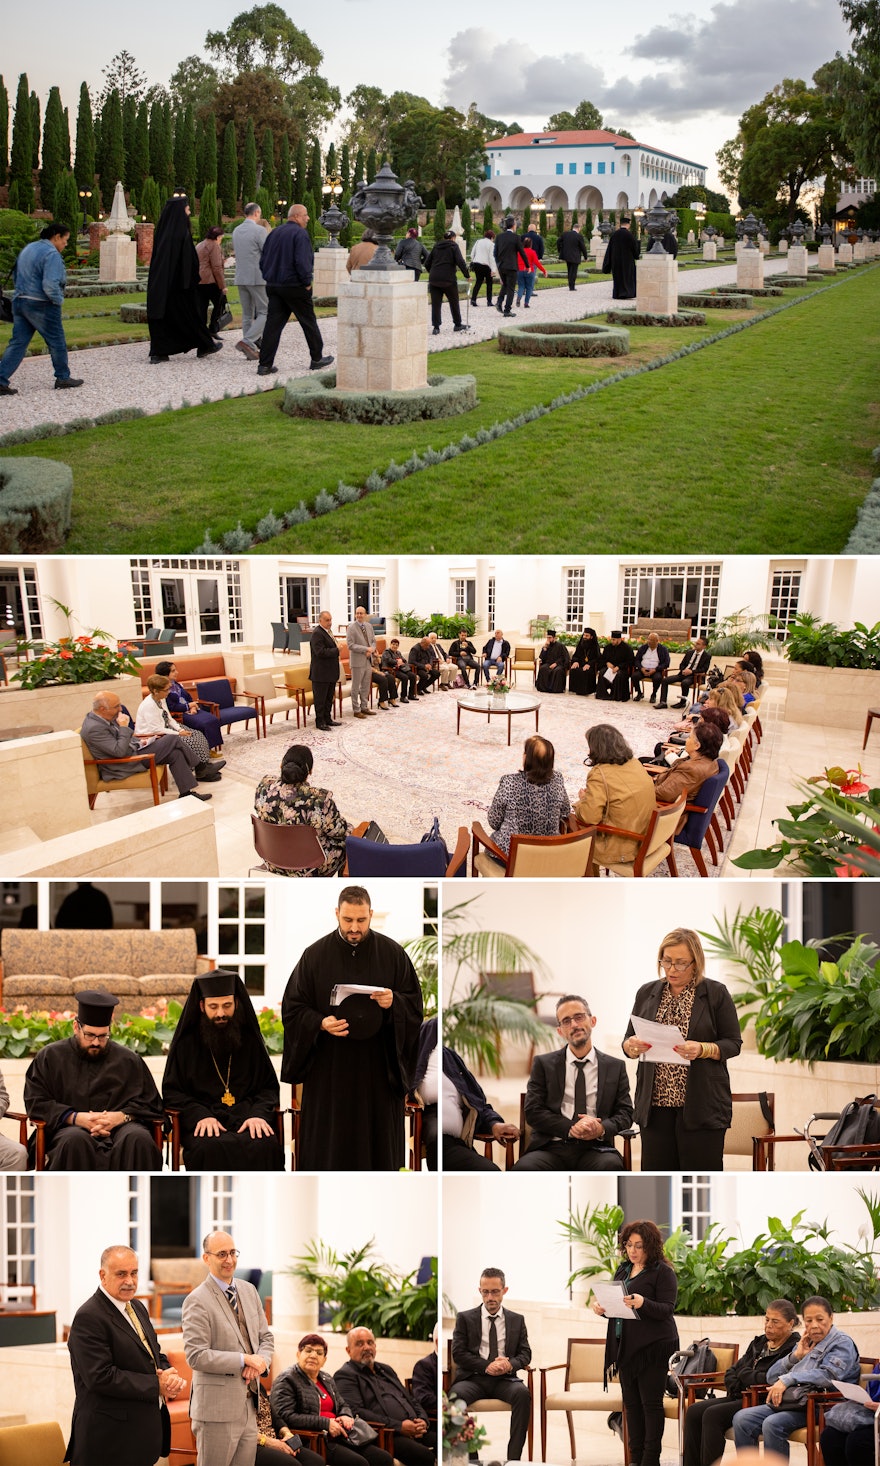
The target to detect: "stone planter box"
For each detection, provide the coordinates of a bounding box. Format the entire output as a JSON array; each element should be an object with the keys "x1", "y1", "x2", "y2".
[
  {"x1": 784, "y1": 661, "x2": 880, "y2": 732},
  {"x1": 0, "y1": 674, "x2": 142, "y2": 735}
]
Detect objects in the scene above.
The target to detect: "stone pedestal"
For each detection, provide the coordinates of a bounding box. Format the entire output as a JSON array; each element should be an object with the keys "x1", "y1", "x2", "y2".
[
  {"x1": 590, "y1": 230, "x2": 602, "y2": 263},
  {"x1": 99, "y1": 232, "x2": 137, "y2": 281},
  {"x1": 779, "y1": 238, "x2": 789, "y2": 253},
  {"x1": 687, "y1": 229, "x2": 695, "y2": 244},
  {"x1": 636, "y1": 248, "x2": 678, "y2": 316},
  {"x1": 759, "y1": 238, "x2": 770, "y2": 254},
  {"x1": 88, "y1": 223, "x2": 108, "y2": 251},
  {"x1": 336, "y1": 268, "x2": 428, "y2": 391},
  {"x1": 736, "y1": 247, "x2": 764, "y2": 291},
  {"x1": 134, "y1": 222, "x2": 153, "y2": 264},
  {"x1": 702, "y1": 241, "x2": 717, "y2": 262},
  {"x1": 853, "y1": 241, "x2": 867, "y2": 261},
  {"x1": 716, "y1": 236, "x2": 725, "y2": 249},
  {"x1": 818, "y1": 242, "x2": 836, "y2": 269},
  {"x1": 788, "y1": 244, "x2": 808, "y2": 275},
  {"x1": 838, "y1": 241, "x2": 853, "y2": 263},
  {"x1": 312, "y1": 245, "x2": 350, "y2": 300}
]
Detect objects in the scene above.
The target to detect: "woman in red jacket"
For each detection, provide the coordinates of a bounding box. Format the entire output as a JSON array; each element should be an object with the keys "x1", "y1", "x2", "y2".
[{"x1": 515, "y1": 243, "x2": 547, "y2": 307}]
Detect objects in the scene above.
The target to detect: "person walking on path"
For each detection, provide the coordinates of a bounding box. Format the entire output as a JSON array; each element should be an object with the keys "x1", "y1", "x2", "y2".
[
  {"x1": 257, "y1": 204, "x2": 333, "y2": 377},
  {"x1": 516, "y1": 242, "x2": 547, "y2": 307},
  {"x1": 394, "y1": 228, "x2": 428, "y2": 280},
  {"x1": 147, "y1": 196, "x2": 222, "y2": 364},
  {"x1": 602, "y1": 216, "x2": 641, "y2": 299},
  {"x1": 0, "y1": 222, "x2": 82, "y2": 395},
  {"x1": 470, "y1": 229, "x2": 498, "y2": 306},
  {"x1": 196, "y1": 226, "x2": 227, "y2": 336},
  {"x1": 558, "y1": 224, "x2": 590, "y2": 291},
  {"x1": 493, "y1": 217, "x2": 529, "y2": 317},
  {"x1": 232, "y1": 203, "x2": 268, "y2": 361},
  {"x1": 424, "y1": 231, "x2": 470, "y2": 334}
]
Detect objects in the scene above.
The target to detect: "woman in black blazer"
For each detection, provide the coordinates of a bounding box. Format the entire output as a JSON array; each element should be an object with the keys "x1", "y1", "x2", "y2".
[
  {"x1": 594, "y1": 1220, "x2": 679, "y2": 1466},
  {"x1": 270, "y1": 1335, "x2": 393, "y2": 1466},
  {"x1": 623, "y1": 927, "x2": 742, "y2": 1170},
  {"x1": 683, "y1": 1300, "x2": 800, "y2": 1466}
]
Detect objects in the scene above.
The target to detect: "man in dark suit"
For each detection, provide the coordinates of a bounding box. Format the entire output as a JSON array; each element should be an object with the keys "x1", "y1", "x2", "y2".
[
  {"x1": 450, "y1": 1268, "x2": 531, "y2": 1460},
  {"x1": 66, "y1": 1243, "x2": 185, "y2": 1466},
  {"x1": 309, "y1": 609, "x2": 343, "y2": 730},
  {"x1": 81, "y1": 690, "x2": 209, "y2": 800},
  {"x1": 334, "y1": 1326, "x2": 436, "y2": 1465},
  {"x1": 512, "y1": 994, "x2": 633, "y2": 1171},
  {"x1": 557, "y1": 224, "x2": 590, "y2": 290},
  {"x1": 661, "y1": 637, "x2": 711, "y2": 708}
]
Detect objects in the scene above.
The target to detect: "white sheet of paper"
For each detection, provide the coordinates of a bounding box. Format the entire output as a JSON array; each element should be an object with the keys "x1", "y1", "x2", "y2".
[
  {"x1": 630, "y1": 1015, "x2": 690, "y2": 1064},
  {"x1": 832, "y1": 1381, "x2": 875, "y2": 1406},
  {"x1": 592, "y1": 1280, "x2": 636, "y2": 1319},
  {"x1": 330, "y1": 982, "x2": 386, "y2": 1005},
  {"x1": 603, "y1": 665, "x2": 618, "y2": 684}
]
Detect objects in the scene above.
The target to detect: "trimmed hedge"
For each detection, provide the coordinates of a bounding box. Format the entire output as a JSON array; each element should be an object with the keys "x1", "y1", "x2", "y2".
[
  {"x1": 498, "y1": 321, "x2": 630, "y2": 357},
  {"x1": 0, "y1": 458, "x2": 73, "y2": 550},
  {"x1": 606, "y1": 308, "x2": 707, "y2": 327},
  {"x1": 120, "y1": 304, "x2": 149, "y2": 323},
  {"x1": 281, "y1": 371, "x2": 478, "y2": 425},
  {"x1": 678, "y1": 292, "x2": 753, "y2": 309}
]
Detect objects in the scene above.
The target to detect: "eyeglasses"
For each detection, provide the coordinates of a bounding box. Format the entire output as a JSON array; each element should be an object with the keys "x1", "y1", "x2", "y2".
[
  {"x1": 558, "y1": 1013, "x2": 589, "y2": 1026},
  {"x1": 660, "y1": 959, "x2": 694, "y2": 972},
  {"x1": 207, "y1": 1249, "x2": 240, "y2": 1260}
]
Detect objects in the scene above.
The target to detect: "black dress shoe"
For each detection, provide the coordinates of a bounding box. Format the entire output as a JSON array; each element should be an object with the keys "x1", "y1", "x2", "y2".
[
  {"x1": 0, "y1": 384, "x2": 18, "y2": 395},
  {"x1": 55, "y1": 377, "x2": 84, "y2": 388},
  {"x1": 149, "y1": 355, "x2": 169, "y2": 364},
  {"x1": 181, "y1": 789, "x2": 212, "y2": 801},
  {"x1": 328, "y1": 719, "x2": 342, "y2": 726},
  {"x1": 197, "y1": 341, "x2": 223, "y2": 357},
  {"x1": 257, "y1": 365, "x2": 278, "y2": 376}
]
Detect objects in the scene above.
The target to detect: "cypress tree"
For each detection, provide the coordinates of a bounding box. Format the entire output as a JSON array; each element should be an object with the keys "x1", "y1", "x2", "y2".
[
  {"x1": 461, "y1": 200, "x2": 472, "y2": 247},
  {"x1": 255, "y1": 184, "x2": 271, "y2": 220},
  {"x1": 260, "y1": 126, "x2": 276, "y2": 201},
  {"x1": 308, "y1": 137, "x2": 322, "y2": 200},
  {"x1": 325, "y1": 142, "x2": 337, "y2": 178},
  {"x1": 218, "y1": 119, "x2": 238, "y2": 214},
  {"x1": 40, "y1": 86, "x2": 66, "y2": 208},
  {"x1": 241, "y1": 118, "x2": 257, "y2": 207},
  {"x1": 52, "y1": 169, "x2": 80, "y2": 236},
  {"x1": 140, "y1": 175, "x2": 161, "y2": 224},
  {"x1": 433, "y1": 196, "x2": 446, "y2": 241},
  {"x1": 277, "y1": 133, "x2": 291, "y2": 209},
  {"x1": 153, "y1": 102, "x2": 172, "y2": 199},
  {"x1": 555, "y1": 206, "x2": 565, "y2": 237},
  {"x1": 539, "y1": 208, "x2": 547, "y2": 238},
  {"x1": 180, "y1": 104, "x2": 196, "y2": 201},
  {"x1": 172, "y1": 106, "x2": 185, "y2": 186},
  {"x1": 570, "y1": 207, "x2": 579, "y2": 229},
  {"x1": 7, "y1": 181, "x2": 20, "y2": 210},
  {"x1": 338, "y1": 191, "x2": 352, "y2": 248},
  {"x1": 353, "y1": 147, "x2": 365, "y2": 185},
  {"x1": 202, "y1": 119, "x2": 217, "y2": 190},
  {"x1": 301, "y1": 188, "x2": 316, "y2": 242},
  {"x1": 198, "y1": 181, "x2": 219, "y2": 238},
  {"x1": 148, "y1": 102, "x2": 163, "y2": 188},
  {"x1": 29, "y1": 90, "x2": 40, "y2": 171},
  {"x1": 522, "y1": 203, "x2": 531, "y2": 229},
  {"x1": 10, "y1": 74, "x2": 34, "y2": 212},
  {"x1": 122, "y1": 94, "x2": 137, "y2": 186},
  {"x1": 366, "y1": 147, "x2": 377, "y2": 183},
  {"x1": 100, "y1": 88, "x2": 125, "y2": 209},
  {"x1": 294, "y1": 137, "x2": 307, "y2": 200},
  {"x1": 62, "y1": 106, "x2": 71, "y2": 172},
  {"x1": 131, "y1": 100, "x2": 150, "y2": 193},
  {"x1": 0, "y1": 77, "x2": 8, "y2": 186},
  {"x1": 584, "y1": 207, "x2": 592, "y2": 238},
  {"x1": 483, "y1": 201, "x2": 493, "y2": 232},
  {"x1": 194, "y1": 117, "x2": 206, "y2": 196},
  {"x1": 340, "y1": 142, "x2": 351, "y2": 192}
]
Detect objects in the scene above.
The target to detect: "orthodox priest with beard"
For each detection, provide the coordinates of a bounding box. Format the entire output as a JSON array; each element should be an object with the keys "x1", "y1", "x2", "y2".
[
  {"x1": 281, "y1": 886, "x2": 423, "y2": 1170},
  {"x1": 23, "y1": 990, "x2": 164, "y2": 1170},
  {"x1": 162, "y1": 970, "x2": 284, "y2": 1170}
]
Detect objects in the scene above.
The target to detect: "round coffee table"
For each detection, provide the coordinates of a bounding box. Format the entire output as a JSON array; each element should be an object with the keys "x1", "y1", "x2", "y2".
[{"x1": 456, "y1": 690, "x2": 540, "y2": 746}]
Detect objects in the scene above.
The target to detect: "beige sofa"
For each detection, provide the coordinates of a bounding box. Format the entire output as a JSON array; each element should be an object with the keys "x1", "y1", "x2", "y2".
[{"x1": 0, "y1": 929, "x2": 214, "y2": 1013}]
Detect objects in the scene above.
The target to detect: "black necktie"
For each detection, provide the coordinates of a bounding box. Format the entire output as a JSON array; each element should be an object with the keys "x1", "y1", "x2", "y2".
[
  {"x1": 487, "y1": 1316, "x2": 498, "y2": 1363},
  {"x1": 161, "y1": 707, "x2": 175, "y2": 729},
  {"x1": 574, "y1": 1059, "x2": 588, "y2": 1118},
  {"x1": 226, "y1": 1284, "x2": 238, "y2": 1315}
]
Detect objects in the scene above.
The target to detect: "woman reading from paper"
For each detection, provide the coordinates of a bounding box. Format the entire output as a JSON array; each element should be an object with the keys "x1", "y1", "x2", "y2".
[{"x1": 622, "y1": 927, "x2": 741, "y2": 1170}]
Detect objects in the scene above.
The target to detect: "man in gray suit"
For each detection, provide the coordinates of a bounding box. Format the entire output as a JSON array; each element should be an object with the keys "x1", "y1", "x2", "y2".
[
  {"x1": 232, "y1": 203, "x2": 268, "y2": 361},
  {"x1": 346, "y1": 606, "x2": 377, "y2": 719},
  {"x1": 182, "y1": 1230, "x2": 274, "y2": 1466},
  {"x1": 81, "y1": 691, "x2": 210, "y2": 801}
]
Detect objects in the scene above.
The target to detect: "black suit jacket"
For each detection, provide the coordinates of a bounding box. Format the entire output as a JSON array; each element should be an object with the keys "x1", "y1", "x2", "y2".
[
  {"x1": 677, "y1": 648, "x2": 711, "y2": 677},
  {"x1": 452, "y1": 1306, "x2": 531, "y2": 1381},
  {"x1": 482, "y1": 638, "x2": 511, "y2": 661},
  {"x1": 67, "y1": 1289, "x2": 171, "y2": 1466},
  {"x1": 309, "y1": 625, "x2": 341, "y2": 684},
  {"x1": 524, "y1": 1047, "x2": 633, "y2": 1153},
  {"x1": 625, "y1": 977, "x2": 742, "y2": 1131},
  {"x1": 333, "y1": 1358, "x2": 429, "y2": 1426}
]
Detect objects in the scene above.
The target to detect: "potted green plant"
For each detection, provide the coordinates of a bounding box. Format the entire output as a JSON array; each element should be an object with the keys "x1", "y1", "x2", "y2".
[
  {"x1": 288, "y1": 1239, "x2": 437, "y2": 1340},
  {"x1": 704, "y1": 609, "x2": 779, "y2": 658},
  {"x1": 783, "y1": 614, "x2": 880, "y2": 734},
  {"x1": 730, "y1": 770, "x2": 880, "y2": 875}
]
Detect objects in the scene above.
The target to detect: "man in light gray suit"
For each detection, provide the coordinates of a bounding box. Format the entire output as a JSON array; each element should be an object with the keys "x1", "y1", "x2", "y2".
[
  {"x1": 182, "y1": 1229, "x2": 274, "y2": 1466},
  {"x1": 232, "y1": 203, "x2": 268, "y2": 361},
  {"x1": 346, "y1": 606, "x2": 377, "y2": 718}
]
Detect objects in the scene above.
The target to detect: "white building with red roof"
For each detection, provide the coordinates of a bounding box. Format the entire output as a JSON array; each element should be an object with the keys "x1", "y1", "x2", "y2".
[{"x1": 481, "y1": 129, "x2": 707, "y2": 215}]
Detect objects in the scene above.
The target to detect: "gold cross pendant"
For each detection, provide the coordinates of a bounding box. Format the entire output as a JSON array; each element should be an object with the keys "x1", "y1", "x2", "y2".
[{"x1": 221, "y1": 1091, "x2": 236, "y2": 1106}]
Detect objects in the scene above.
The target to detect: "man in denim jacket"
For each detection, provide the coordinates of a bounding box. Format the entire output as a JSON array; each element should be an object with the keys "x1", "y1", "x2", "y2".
[{"x1": 0, "y1": 222, "x2": 83, "y2": 394}]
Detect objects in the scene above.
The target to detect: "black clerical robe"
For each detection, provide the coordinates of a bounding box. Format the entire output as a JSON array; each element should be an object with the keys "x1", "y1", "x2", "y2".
[
  {"x1": 535, "y1": 641, "x2": 570, "y2": 694},
  {"x1": 602, "y1": 226, "x2": 641, "y2": 299},
  {"x1": 281, "y1": 928, "x2": 423, "y2": 1170},
  {"x1": 569, "y1": 636, "x2": 600, "y2": 696},
  {"x1": 596, "y1": 641, "x2": 635, "y2": 701},
  {"x1": 162, "y1": 1029, "x2": 283, "y2": 1171},
  {"x1": 24, "y1": 1038, "x2": 164, "y2": 1165}
]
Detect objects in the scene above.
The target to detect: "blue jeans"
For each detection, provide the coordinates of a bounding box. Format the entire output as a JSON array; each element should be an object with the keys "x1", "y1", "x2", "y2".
[
  {"x1": 733, "y1": 1403, "x2": 806, "y2": 1460},
  {"x1": 516, "y1": 268, "x2": 536, "y2": 304},
  {"x1": 0, "y1": 298, "x2": 70, "y2": 384}
]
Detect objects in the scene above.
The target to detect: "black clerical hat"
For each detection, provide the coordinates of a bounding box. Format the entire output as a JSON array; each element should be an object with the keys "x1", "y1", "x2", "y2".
[
  {"x1": 76, "y1": 990, "x2": 119, "y2": 1026},
  {"x1": 197, "y1": 970, "x2": 238, "y2": 999},
  {"x1": 334, "y1": 992, "x2": 383, "y2": 1040},
  {"x1": 611, "y1": 629, "x2": 623, "y2": 638}
]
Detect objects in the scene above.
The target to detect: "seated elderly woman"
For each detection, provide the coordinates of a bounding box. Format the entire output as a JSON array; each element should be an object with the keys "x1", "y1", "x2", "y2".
[
  {"x1": 684, "y1": 1300, "x2": 800, "y2": 1466},
  {"x1": 573, "y1": 724, "x2": 657, "y2": 871},
  {"x1": 254, "y1": 744, "x2": 350, "y2": 877},
  {"x1": 485, "y1": 735, "x2": 571, "y2": 857},
  {"x1": 650, "y1": 721, "x2": 724, "y2": 830},
  {"x1": 155, "y1": 658, "x2": 224, "y2": 754},
  {"x1": 271, "y1": 1334, "x2": 394, "y2": 1466},
  {"x1": 650, "y1": 704, "x2": 729, "y2": 763},
  {"x1": 135, "y1": 673, "x2": 222, "y2": 781},
  {"x1": 725, "y1": 666, "x2": 757, "y2": 706},
  {"x1": 734, "y1": 1295, "x2": 860, "y2": 1460}
]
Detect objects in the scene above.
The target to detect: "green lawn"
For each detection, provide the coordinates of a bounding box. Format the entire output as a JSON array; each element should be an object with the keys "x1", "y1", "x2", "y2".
[{"x1": 3, "y1": 266, "x2": 877, "y2": 555}]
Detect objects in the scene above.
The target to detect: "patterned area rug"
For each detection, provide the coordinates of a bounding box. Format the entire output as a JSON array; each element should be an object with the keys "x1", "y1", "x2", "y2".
[{"x1": 222, "y1": 687, "x2": 731, "y2": 877}]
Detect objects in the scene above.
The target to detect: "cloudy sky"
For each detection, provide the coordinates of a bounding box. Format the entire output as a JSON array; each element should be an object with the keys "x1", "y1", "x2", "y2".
[{"x1": 4, "y1": 0, "x2": 850, "y2": 194}]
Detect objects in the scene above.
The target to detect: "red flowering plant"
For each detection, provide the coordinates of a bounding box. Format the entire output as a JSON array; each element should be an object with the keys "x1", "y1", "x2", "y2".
[
  {"x1": 0, "y1": 1001, "x2": 182, "y2": 1058},
  {"x1": 12, "y1": 617, "x2": 142, "y2": 689},
  {"x1": 733, "y1": 765, "x2": 880, "y2": 876}
]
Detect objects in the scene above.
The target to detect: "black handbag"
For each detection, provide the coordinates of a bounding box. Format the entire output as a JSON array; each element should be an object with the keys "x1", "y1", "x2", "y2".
[
  {"x1": 345, "y1": 1417, "x2": 379, "y2": 1448},
  {"x1": 807, "y1": 1095, "x2": 880, "y2": 1171},
  {"x1": 774, "y1": 1384, "x2": 811, "y2": 1409},
  {"x1": 215, "y1": 295, "x2": 233, "y2": 331}
]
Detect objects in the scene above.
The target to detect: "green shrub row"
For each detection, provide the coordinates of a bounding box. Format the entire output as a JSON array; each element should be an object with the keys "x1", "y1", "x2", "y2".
[
  {"x1": 498, "y1": 322, "x2": 630, "y2": 357},
  {"x1": 281, "y1": 372, "x2": 477, "y2": 425},
  {"x1": 0, "y1": 406, "x2": 147, "y2": 450},
  {"x1": 0, "y1": 458, "x2": 73, "y2": 551},
  {"x1": 606, "y1": 308, "x2": 707, "y2": 328}
]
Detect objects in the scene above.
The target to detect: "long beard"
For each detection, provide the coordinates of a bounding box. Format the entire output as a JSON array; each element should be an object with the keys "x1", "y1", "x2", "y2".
[
  {"x1": 77, "y1": 1043, "x2": 109, "y2": 1063},
  {"x1": 199, "y1": 1010, "x2": 243, "y2": 1059}
]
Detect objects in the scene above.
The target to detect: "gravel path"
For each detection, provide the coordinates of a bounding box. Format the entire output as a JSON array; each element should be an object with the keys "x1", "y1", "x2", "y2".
[{"x1": 0, "y1": 259, "x2": 761, "y2": 435}]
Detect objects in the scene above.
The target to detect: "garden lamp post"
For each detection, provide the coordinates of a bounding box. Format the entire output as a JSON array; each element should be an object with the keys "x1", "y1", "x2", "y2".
[
  {"x1": 319, "y1": 175, "x2": 348, "y2": 247},
  {"x1": 78, "y1": 188, "x2": 92, "y2": 235}
]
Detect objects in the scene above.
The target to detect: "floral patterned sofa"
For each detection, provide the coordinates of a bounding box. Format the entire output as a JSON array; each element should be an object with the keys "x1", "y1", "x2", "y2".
[{"x1": 0, "y1": 929, "x2": 214, "y2": 1014}]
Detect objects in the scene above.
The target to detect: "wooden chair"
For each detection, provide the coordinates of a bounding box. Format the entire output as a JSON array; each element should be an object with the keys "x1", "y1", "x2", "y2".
[
  {"x1": 470, "y1": 823, "x2": 596, "y2": 877},
  {"x1": 242, "y1": 671, "x2": 301, "y2": 734},
  {"x1": 577, "y1": 794, "x2": 686, "y2": 877},
  {"x1": 5, "y1": 1111, "x2": 45, "y2": 1168},
  {"x1": 194, "y1": 678, "x2": 262, "y2": 738},
  {"x1": 510, "y1": 645, "x2": 537, "y2": 686},
  {"x1": 724, "y1": 1092, "x2": 775, "y2": 1170},
  {"x1": 539, "y1": 1337, "x2": 625, "y2": 1461},
  {"x1": 754, "y1": 1099, "x2": 880, "y2": 1172},
  {"x1": 864, "y1": 707, "x2": 880, "y2": 750},
  {"x1": 81, "y1": 739, "x2": 169, "y2": 809},
  {"x1": 250, "y1": 815, "x2": 327, "y2": 875},
  {"x1": 446, "y1": 1341, "x2": 535, "y2": 1456},
  {"x1": 662, "y1": 1341, "x2": 739, "y2": 1463},
  {"x1": 518, "y1": 1093, "x2": 634, "y2": 1169},
  {"x1": 345, "y1": 822, "x2": 469, "y2": 876},
  {"x1": 283, "y1": 663, "x2": 314, "y2": 725},
  {"x1": 0, "y1": 1421, "x2": 67, "y2": 1466},
  {"x1": 290, "y1": 1087, "x2": 419, "y2": 1172}
]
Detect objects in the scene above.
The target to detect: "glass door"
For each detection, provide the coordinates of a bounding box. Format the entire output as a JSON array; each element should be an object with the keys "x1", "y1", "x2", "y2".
[{"x1": 157, "y1": 573, "x2": 224, "y2": 650}]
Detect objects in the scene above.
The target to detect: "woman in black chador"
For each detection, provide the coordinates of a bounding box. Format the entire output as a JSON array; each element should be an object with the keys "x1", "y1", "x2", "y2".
[{"x1": 146, "y1": 196, "x2": 223, "y2": 363}]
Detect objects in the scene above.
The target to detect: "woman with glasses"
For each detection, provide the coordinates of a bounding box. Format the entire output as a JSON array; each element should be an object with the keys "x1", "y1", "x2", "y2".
[
  {"x1": 622, "y1": 927, "x2": 742, "y2": 1170},
  {"x1": 271, "y1": 1335, "x2": 393, "y2": 1466}
]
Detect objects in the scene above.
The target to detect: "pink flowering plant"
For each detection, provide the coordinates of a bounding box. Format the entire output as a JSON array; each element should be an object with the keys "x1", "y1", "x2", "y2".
[
  {"x1": 0, "y1": 1000, "x2": 181, "y2": 1058},
  {"x1": 443, "y1": 1393, "x2": 488, "y2": 1454},
  {"x1": 732, "y1": 765, "x2": 880, "y2": 876}
]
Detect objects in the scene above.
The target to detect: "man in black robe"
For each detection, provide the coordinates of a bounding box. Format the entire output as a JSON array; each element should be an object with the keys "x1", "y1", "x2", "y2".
[
  {"x1": 568, "y1": 628, "x2": 600, "y2": 696},
  {"x1": 535, "y1": 631, "x2": 570, "y2": 693},
  {"x1": 595, "y1": 631, "x2": 635, "y2": 701},
  {"x1": 335, "y1": 1327, "x2": 436, "y2": 1465},
  {"x1": 162, "y1": 970, "x2": 284, "y2": 1171},
  {"x1": 24, "y1": 990, "x2": 163, "y2": 1170},
  {"x1": 602, "y1": 216, "x2": 641, "y2": 299},
  {"x1": 281, "y1": 885, "x2": 423, "y2": 1170}
]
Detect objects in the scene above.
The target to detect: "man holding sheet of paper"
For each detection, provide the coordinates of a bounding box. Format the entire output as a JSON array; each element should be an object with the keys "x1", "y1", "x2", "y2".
[
  {"x1": 622, "y1": 927, "x2": 741, "y2": 1171},
  {"x1": 281, "y1": 885, "x2": 423, "y2": 1169},
  {"x1": 513, "y1": 995, "x2": 633, "y2": 1171}
]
